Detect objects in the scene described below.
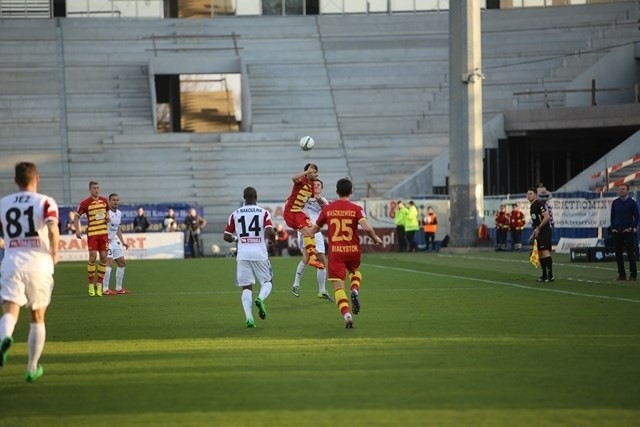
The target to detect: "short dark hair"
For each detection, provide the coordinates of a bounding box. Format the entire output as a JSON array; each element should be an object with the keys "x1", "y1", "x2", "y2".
[
  {"x1": 243, "y1": 186, "x2": 257, "y2": 201},
  {"x1": 14, "y1": 162, "x2": 37, "y2": 188},
  {"x1": 304, "y1": 163, "x2": 318, "y2": 172},
  {"x1": 336, "y1": 178, "x2": 353, "y2": 197},
  {"x1": 316, "y1": 179, "x2": 324, "y2": 188},
  {"x1": 108, "y1": 193, "x2": 118, "y2": 200},
  {"x1": 528, "y1": 187, "x2": 538, "y2": 193},
  {"x1": 89, "y1": 180, "x2": 99, "y2": 188}
]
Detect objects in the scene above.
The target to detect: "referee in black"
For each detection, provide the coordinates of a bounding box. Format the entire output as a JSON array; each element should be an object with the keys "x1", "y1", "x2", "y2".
[{"x1": 527, "y1": 187, "x2": 554, "y2": 282}]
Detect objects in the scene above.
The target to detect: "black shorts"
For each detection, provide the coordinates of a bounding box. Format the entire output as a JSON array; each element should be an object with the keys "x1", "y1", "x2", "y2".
[{"x1": 536, "y1": 227, "x2": 552, "y2": 251}]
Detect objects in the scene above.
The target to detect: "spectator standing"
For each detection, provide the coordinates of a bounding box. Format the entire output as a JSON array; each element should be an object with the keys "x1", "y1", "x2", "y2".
[
  {"x1": 509, "y1": 203, "x2": 525, "y2": 251},
  {"x1": 405, "y1": 201, "x2": 420, "y2": 252},
  {"x1": 0, "y1": 162, "x2": 59, "y2": 382},
  {"x1": 394, "y1": 201, "x2": 408, "y2": 252},
  {"x1": 422, "y1": 206, "x2": 438, "y2": 251},
  {"x1": 610, "y1": 183, "x2": 639, "y2": 281},
  {"x1": 494, "y1": 204, "x2": 510, "y2": 251},
  {"x1": 184, "y1": 208, "x2": 207, "y2": 258},
  {"x1": 133, "y1": 207, "x2": 150, "y2": 233},
  {"x1": 162, "y1": 208, "x2": 178, "y2": 232},
  {"x1": 65, "y1": 211, "x2": 77, "y2": 235},
  {"x1": 223, "y1": 187, "x2": 275, "y2": 328},
  {"x1": 274, "y1": 224, "x2": 289, "y2": 256}
]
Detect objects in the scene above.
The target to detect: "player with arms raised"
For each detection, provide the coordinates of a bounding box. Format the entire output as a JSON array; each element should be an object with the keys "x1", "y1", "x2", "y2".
[
  {"x1": 224, "y1": 187, "x2": 276, "y2": 328},
  {"x1": 74, "y1": 181, "x2": 109, "y2": 297},
  {"x1": 0, "y1": 162, "x2": 59, "y2": 382},
  {"x1": 314, "y1": 178, "x2": 382, "y2": 328},
  {"x1": 284, "y1": 163, "x2": 325, "y2": 270}
]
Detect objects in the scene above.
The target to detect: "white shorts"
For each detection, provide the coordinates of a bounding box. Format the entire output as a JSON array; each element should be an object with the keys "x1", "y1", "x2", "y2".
[
  {"x1": 236, "y1": 259, "x2": 273, "y2": 287},
  {"x1": 0, "y1": 271, "x2": 54, "y2": 310},
  {"x1": 108, "y1": 239, "x2": 125, "y2": 260},
  {"x1": 297, "y1": 231, "x2": 326, "y2": 254}
]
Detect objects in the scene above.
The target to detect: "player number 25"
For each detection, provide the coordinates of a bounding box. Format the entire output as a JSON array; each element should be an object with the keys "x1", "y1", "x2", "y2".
[{"x1": 329, "y1": 218, "x2": 353, "y2": 242}]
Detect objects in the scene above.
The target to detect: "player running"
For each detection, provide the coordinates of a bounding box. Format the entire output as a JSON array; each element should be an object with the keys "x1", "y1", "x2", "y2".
[{"x1": 314, "y1": 178, "x2": 382, "y2": 328}]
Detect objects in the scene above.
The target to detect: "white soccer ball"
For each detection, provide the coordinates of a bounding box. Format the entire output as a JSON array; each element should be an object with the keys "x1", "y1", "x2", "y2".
[{"x1": 299, "y1": 136, "x2": 315, "y2": 151}]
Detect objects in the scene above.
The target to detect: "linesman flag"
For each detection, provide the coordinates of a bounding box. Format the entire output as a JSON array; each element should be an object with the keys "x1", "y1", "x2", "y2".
[{"x1": 530, "y1": 239, "x2": 540, "y2": 268}]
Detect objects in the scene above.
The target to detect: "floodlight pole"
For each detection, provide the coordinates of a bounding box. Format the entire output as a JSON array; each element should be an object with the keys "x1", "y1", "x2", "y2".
[{"x1": 448, "y1": 0, "x2": 484, "y2": 247}]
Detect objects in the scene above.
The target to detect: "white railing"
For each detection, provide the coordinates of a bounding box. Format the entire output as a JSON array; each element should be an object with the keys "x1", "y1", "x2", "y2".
[
  {"x1": 1, "y1": 0, "x2": 627, "y2": 19},
  {"x1": 0, "y1": 0, "x2": 51, "y2": 17}
]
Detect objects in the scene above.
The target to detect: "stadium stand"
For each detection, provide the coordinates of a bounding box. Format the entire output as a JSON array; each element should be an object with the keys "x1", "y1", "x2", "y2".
[{"x1": 0, "y1": 2, "x2": 638, "y2": 234}]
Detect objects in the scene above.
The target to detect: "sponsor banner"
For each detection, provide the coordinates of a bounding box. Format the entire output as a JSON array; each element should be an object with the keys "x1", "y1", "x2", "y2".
[
  {"x1": 60, "y1": 203, "x2": 202, "y2": 233},
  {"x1": 556, "y1": 237, "x2": 600, "y2": 254},
  {"x1": 589, "y1": 247, "x2": 617, "y2": 262},
  {"x1": 488, "y1": 197, "x2": 615, "y2": 229},
  {"x1": 58, "y1": 232, "x2": 184, "y2": 262},
  {"x1": 569, "y1": 247, "x2": 591, "y2": 262},
  {"x1": 364, "y1": 199, "x2": 450, "y2": 240}
]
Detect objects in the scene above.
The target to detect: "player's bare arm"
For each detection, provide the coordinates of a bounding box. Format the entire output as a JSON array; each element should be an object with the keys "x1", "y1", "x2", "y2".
[
  {"x1": 360, "y1": 219, "x2": 383, "y2": 245},
  {"x1": 117, "y1": 228, "x2": 129, "y2": 250},
  {"x1": 47, "y1": 220, "x2": 60, "y2": 265},
  {"x1": 74, "y1": 213, "x2": 82, "y2": 239}
]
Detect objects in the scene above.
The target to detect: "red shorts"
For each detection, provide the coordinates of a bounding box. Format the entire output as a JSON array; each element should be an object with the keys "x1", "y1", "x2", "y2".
[
  {"x1": 87, "y1": 234, "x2": 109, "y2": 252},
  {"x1": 327, "y1": 252, "x2": 361, "y2": 281},
  {"x1": 284, "y1": 211, "x2": 311, "y2": 230}
]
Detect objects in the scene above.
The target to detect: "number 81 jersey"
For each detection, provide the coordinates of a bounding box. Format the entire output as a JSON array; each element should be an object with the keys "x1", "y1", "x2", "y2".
[{"x1": 0, "y1": 190, "x2": 59, "y2": 275}]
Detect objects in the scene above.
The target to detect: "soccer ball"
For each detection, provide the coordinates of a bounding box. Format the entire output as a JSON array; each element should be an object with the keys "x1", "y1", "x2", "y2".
[{"x1": 299, "y1": 136, "x2": 315, "y2": 151}]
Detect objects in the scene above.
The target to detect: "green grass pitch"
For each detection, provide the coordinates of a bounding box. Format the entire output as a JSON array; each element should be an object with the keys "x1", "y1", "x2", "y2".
[{"x1": 0, "y1": 251, "x2": 639, "y2": 427}]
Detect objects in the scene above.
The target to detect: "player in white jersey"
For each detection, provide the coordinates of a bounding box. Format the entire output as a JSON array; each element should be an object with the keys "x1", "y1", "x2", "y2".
[
  {"x1": 291, "y1": 179, "x2": 333, "y2": 302},
  {"x1": 102, "y1": 193, "x2": 130, "y2": 295},
  {"x1": 224, "y1": 187, "x2": 276, "y2": 328},
  {"x1": 0, "y1": 162, "x2": 59, "y2": 382}
]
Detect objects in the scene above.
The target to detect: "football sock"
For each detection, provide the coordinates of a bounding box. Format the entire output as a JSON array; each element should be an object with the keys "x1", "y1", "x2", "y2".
[
  {"x1": 27, "y1": 323, "x2": 45, "y2": 374},
  {"x1": 349, "y1": 270, "x2": 362, "y2": 294},
  {"x1": 540, "y1": 257, "x2": 549, "y2": 278},
  {"x1": 103, "y1": 267, "x2": 112, "y2": 291},
  {"x1": 546, "y1": 257, "x2": 553, "y2": 278},
  {"x1": 303, "y1": 235, "x2": 318, "y2": 260},
  {"x1": 241, "y1": 289, "x2": 253, "y2": 320},
  {"x1": 317, "y1": 268, "x2": 327, "y2": 294},
  {"x1": 96, "y1": 262, "x2": 107, "y2": 286},
  {"x1": 259, "y1": 281, "x2": 272, "y2": 301},
  {"x1": 0, "y1": 313, "x2": 17, "y2": 340},
  {"x1": 293, "y1": 261, "x2": 305, "y2": 286},
  {"x1": 116, "y1": 267, "x2": 125, "y2": 290},
  {"x1": 87, "y1": 262, "x2": 96, "y2": 284},
  {"x1": 334, "y1": 288, "x2": 350, "y2": 315}
]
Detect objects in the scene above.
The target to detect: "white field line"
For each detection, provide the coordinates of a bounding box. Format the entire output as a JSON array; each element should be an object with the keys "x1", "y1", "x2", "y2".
[{"x1": 363, "y1": 263, "x2": 640, "y2": 304}]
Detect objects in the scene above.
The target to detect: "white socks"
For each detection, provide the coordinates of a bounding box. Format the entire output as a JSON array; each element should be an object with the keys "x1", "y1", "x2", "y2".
[
  {"x1": 317, "y1": 268, "x2": 327, "y2": 294},
  {"x1": 293, "y1": 261, "x2": 306, "y2": 286},
  {"x1": 116, "y1": 267, "x2": 125, "y2": 290},
  {"x1": 104, "y1": 266, "x2": 126, "y2": 291},
  {"x1": 259, "y1": 282, "x2": 272, "y2": 301},
  {"x1": 103, "y1": 267, "x2": 112, "y2": 291},
  {"x1": 0, "y1": 313, "x2": 17, "y2": 340},
  {"x1": 27, "y1": 323, "x2": 45, "y2": 373},
  {"x1": 241, "y1": 289, "x2": 253, "y2": 320}
]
